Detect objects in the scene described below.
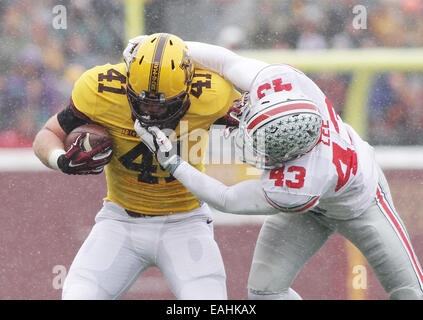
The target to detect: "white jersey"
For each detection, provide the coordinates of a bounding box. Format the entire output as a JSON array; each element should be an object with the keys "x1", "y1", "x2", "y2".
[
  {"x1": 186, "y1": 41, "x2": 379, "y2": 219},
  {"x1": 260, "y1": 65, "x2": 378, "y2": 219}
]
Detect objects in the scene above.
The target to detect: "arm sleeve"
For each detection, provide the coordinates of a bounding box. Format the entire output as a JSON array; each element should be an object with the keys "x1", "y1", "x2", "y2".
[
  {"x1": 57, "y1": 99, "x2": 93, "y2": 134},
  {"x1": 173, "y1": 161, "x2": 279, "y2": 215},
  {"x1": 186, "y1": 41, "x2": 269, "y2": 91},
  {"x1": 70, "y1": 67, "x2": 99, "y2": 121}
]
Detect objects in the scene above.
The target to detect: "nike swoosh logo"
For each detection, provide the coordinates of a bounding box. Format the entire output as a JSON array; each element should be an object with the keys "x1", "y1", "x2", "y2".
[
  {"x1": 68, "y1": 162, "x2": 85, "y2": 167},
  {"x1": 92, "y1": 149, "x2": 112, "y2": 160}
]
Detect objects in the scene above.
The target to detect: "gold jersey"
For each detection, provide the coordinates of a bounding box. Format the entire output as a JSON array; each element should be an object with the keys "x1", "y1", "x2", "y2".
[{"x1": 71, "y1": 62, "x2": 240, "y2": 214}]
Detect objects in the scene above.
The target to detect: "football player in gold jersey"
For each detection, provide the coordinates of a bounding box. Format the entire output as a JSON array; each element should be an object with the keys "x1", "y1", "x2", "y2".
[{"x1": 33, "y1": 33, "x2": 241, "y2": 299}]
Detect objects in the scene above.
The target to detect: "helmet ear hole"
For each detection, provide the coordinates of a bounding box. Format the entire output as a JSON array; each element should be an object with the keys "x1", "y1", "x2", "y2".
[{"x1": 171, "y1": 60, "x2": 175, "y2": 70}]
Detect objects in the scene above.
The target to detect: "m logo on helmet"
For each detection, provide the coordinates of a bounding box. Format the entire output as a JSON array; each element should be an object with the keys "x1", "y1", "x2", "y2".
[{"x1": 180, "y1": 49, "x2": 194, "y2": 85}]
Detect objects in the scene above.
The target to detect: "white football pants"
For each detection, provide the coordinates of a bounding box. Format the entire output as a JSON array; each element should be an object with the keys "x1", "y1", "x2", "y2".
[
  {"x1": 62, "y1": 201, "x2": 227, "y2": 300},
  {"x1": 248, "y1": 166, "x2": 423, "y2": 300}
]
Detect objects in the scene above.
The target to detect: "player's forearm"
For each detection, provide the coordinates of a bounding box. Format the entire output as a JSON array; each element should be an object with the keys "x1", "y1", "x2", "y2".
[
  {"x1": 171, "y1": 161, "x2": 228, "y2": 211},
  {"x1": 33, "y1": 129, "x2": 66, "y2": 170},
  {"x1": 33, "y1": 115, "x2": 67, "y2": 170},
  {"x1": 186, "y1": 41, "x2": 268, "y2": 91},
  {"x1": 172, "y1": 160, "x2": 277, "y2": 215}
]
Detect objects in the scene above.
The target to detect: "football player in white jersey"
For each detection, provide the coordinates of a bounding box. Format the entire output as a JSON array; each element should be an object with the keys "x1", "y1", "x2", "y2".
[{"x1": 131, "y1": 40, "x2": 423, "y2": 300}]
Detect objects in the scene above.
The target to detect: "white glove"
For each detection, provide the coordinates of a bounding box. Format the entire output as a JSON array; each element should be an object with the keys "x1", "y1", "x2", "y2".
[
  {"x1": 134, "y1": 119, "x2": 182, "y2": 173},
  {"x1": 123, "y1": 35, "x2": 148, "y2": 67}
]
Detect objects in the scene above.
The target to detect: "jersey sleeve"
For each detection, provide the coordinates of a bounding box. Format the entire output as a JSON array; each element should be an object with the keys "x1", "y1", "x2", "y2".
[
  {"x1": 187, "y1": 41, "x2": 269, "y2": 91},
  {"x1": 189, "y1": 70, "x2": 241, "y2": 123},
  {"x1": 71, "y1": 67, "x2": 100, "y2": 121},
  {"x1": 214, "y1": 78, "x2": 241, "y2": 121},
  {"x1": 56, "y1": 101, "x2": 93, "y2": 134}
]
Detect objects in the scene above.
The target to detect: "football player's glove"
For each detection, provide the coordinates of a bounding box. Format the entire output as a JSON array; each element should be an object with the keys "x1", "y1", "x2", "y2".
[
  {"x1": 220, "y1": 92, "x2": 249, "y2": 138},
  {"x1": 134, "y1": 119, "x2": 182, "y2": 174},
  {"x1": 57, "y1": 133, "x2": 112, "y2": 175}
]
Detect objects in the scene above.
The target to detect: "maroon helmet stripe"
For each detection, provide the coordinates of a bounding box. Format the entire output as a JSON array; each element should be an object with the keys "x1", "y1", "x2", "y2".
[
  {"x1": 247, "y1": 103, "x2": 319, "y2": 132},
  {"x1": 149, "y1": 34, "x2": 170, "y2": 93}
]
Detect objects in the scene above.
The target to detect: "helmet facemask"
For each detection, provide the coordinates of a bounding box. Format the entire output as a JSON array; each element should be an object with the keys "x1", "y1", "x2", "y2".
[{"x1": 126, "y1": 82, "x2": 190, "y2": 129}]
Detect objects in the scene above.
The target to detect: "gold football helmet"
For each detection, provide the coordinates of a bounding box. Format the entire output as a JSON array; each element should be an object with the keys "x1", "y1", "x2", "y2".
[{"x1": 125, "y1": 33, "x2": 194, "y2": 129}]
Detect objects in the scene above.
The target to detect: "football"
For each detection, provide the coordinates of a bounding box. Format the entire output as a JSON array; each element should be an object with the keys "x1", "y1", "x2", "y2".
[{"x1": 64, "y1": 124, "x2": 112, "y2": 152}]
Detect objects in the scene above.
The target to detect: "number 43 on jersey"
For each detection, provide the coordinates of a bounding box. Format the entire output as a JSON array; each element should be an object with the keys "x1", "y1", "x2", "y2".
[{"x1": 269, "y1": 98, "x2": 358, "y2": 193}]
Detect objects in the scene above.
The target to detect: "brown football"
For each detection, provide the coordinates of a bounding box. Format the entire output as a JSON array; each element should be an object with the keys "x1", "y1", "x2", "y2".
[{"x1": 64, "y1": 124, "x2": 112, "y2": 152}]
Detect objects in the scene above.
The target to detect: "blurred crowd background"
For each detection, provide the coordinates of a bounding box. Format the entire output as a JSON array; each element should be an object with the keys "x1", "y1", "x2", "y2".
[{"x1": 1, "y1": 0, "x2": 422, "y2": 147}]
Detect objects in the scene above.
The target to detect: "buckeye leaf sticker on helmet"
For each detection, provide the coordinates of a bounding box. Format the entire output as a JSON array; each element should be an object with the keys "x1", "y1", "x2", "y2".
[{"x1": 235, "y1": 65, "x2": 322, "y2": 169}]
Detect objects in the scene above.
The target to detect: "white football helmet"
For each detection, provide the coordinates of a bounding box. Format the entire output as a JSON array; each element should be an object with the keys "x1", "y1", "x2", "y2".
[{"x1": 235, "y1": 65, "x2": 322, "y2": 169}]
